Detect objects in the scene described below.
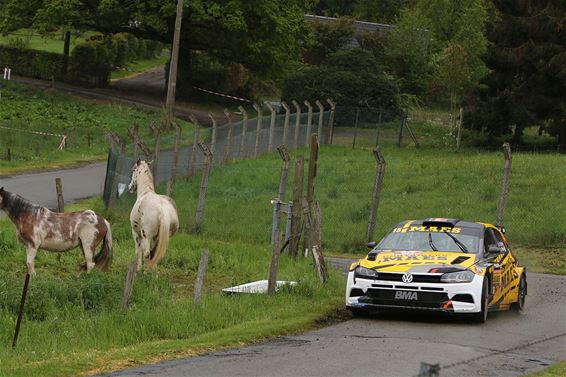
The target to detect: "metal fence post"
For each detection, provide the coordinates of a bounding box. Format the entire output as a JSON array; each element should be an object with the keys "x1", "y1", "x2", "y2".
[
  {"x1": 149, "y1": 122, "x2": 161, "y2": 181},
  {"x1": 289, "y1": 155, "x2": 304, "y2": 258},
  {"x1": 326, "y1": 99, "x2": 336, "y2": 145},
  {"x1": 281, "y1": 101, "x2": 290, "y2": 146},
  {"x1": 253, "y1": 102, "x2": 262, "y2": 157},
  {"x1": 207, "y1": 112, "x2": 218, "y2": 159},
  {"x1": 497, "y1": 143, "x2": 512, "y2": 227},
  {"x1": 189, "y1": 115, "x2": 201, "y2": 175},
  {"x1": 353, "y1": 108, "x2": 360, "y2": 149},
  {"x1": 238, "y1": 105, "x2": 248, "y2": 157},
  {"x1": 398, "y1": 110, "x2": 405, "y2": 148},
  {"x1": 195, "y1": 142, "x2": 213, "y2": 232},
  {"x1": 366, "y1": 147, "x2": 386, "y2": 243},
  {"x1": 224, "y1": 109, "x2": 233, "y2": 161},
  {"x1": 292, "y1": 100, "x2": 301, "y2": 149},
  {"x1": 166, "y1": 122, "x2": 182, "y2": 196},
  {"x1": 304, "y1": 100, "x2": 313, "y2": 147},
  {"x1": 315, "y1": 100, "x2": 325, "y2": 144},
  {"x1": 12, "y1": 273, "x2": 31, "y2": 348},
  {"x1": 265, "y1": 102, "x2": 276, "y2": 153},
  {"x1": 193, "y1": 249, "x2": 209, "y2": 305},
  {"x1": 457, "y1": 107, "x2": 463, "y2": 149}
]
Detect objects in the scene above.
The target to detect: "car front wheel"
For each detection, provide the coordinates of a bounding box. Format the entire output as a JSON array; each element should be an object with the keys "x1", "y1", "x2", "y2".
[
  {"x1": 473, "y1": 278, "x2": 489, "y2": 323},
  {"x1": 512, "y1": 274, "x2": 527, "y2": 311}
]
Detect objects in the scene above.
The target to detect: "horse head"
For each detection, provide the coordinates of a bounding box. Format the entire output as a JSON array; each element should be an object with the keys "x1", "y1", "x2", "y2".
[{"x1": 128, "y1": 160, "x2": 153, "y2": 193}]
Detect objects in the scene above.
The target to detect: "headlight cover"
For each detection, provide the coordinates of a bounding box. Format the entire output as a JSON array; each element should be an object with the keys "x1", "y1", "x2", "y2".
[
  {"x1": 440, "y1": 270, "x2": 475, "y2": 283},
  {"x1": 355, "y1": 266, "x2": 379, "y2": 279}
]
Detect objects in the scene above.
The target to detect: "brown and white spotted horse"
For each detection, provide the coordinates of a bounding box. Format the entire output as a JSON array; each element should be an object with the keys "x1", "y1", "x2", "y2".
[{"x1": 0, "y1": 187, "x2": 113, "y2": 274}]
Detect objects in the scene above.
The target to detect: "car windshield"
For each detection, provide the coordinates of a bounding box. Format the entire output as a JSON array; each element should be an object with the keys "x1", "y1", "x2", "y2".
[{"x1": 377, "y1": 225, "x2": 482, "y2": 254}]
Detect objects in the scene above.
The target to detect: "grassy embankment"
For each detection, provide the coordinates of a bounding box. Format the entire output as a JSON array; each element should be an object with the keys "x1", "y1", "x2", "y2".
[
  {"x1": 0, "y1": 137, "x2": 564, "y2": 375},
  {"x1": 0, "y1": 82, "x2": 193, "y2": 176}
]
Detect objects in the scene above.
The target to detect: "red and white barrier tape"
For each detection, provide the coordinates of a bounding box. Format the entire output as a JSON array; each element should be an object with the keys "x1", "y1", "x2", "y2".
[
  {"x1": 0, "y1": 125, "x2": 67, "y2": 150},
  {"x1": 192, "y1": 85, "x2": 252, "y2": 103}
]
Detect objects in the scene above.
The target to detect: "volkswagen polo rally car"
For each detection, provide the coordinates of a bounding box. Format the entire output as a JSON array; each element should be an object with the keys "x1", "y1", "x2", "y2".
[{"x1": 346, "y1": 218, "x2": 527, "y2": 322}]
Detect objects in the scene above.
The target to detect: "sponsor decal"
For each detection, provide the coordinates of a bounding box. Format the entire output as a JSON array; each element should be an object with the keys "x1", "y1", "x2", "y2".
[
  {"x1": 392, "y1": 226, "x2": 461, "y2": 234},
  {"x1": 382, "y1": 254, "x2": 448, "y2": 262},
  {"x1": 395, "y1": 291, "x2": 418, "y2": 300}
]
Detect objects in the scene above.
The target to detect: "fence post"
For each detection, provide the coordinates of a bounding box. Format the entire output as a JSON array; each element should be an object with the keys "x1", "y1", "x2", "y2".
[
  {"x1": 253, "y1": 102, "x2": 263, "y2": 157},
  {"x1": 292, "y1": 100, "x2": 302, "y2": 149},
  {"x1": 353, "y1": 108, "x2": 360, "y2": 149},
  {"x1": 265, "y1": 102, "x2": 276, "y2": 153},
  {"x1": 166, "y1": 122, "x2": 182, "y2": 196},
  {"x1": 281, "y1": 101, "x2": 290, "y2": 146},
  {"x1": 315, "y1": 100, "x2": 325, "y2": 144},
  {"x1": 238, "y1": 105, "x2": 248, "y2": 157},
  {"x1": 122, "y1": 261, "x2": 137, "y2": 310},
  {"x1": 398, "y1": 110, "x2": 405, "y2": 148},
  {"x1": 366, "y1": 147, "x2": 386, "y2": 243},
  {"x1": 497, "y1": 143, "x2": 512, "y2": 227},
  {"x1": 207, "y1": 112, "x2": 218, "y2": 162},
  {"x1": 288, "y1": 155, "x2": 304, "y2": 258},
  {"x1": 223, "y1": 109, "x2": 233, "y2": 161},
  {"x1": 189, "y1": 115, "x2": 201, "y2": 175},
  {"x1": 304, "y1": 101, "x2": 313, "y2": 147},
  {"x1": 303, "y1": 133, "x2": 319, "y2": 254},
  {"x1": 12, "y1": 273, "x2": 30, "y2": 348},
  {"x1": 104, "y1": 130, "x2": 126, "y2": 208},
  {"x1": 268, "y1": 146, "x2": 290, "y2": 295},
  {"x1": 127, "y1": 126, "x2": 152, "y2": 158},
  {"x1": 456, "y1": 107, "x2": 463, "y2": 149},
  {"x1": 195, "y1": 142, "x2": 213, "y2": 232},
  {"x1": 193, "y1": 249, "x2": 209, "y2": 305},
  {"x1": 149, "y1": 122, "x2": 161, "y2": 180},
  {"x1": 53, "y1": 178, "x2": 65, "y2": 213},
  {"x1": 326, "y1": 99, "x2": 336, "y2": 145},
  {"x1": 4, "y1": 148, "x2": 11, "y2": 161}
]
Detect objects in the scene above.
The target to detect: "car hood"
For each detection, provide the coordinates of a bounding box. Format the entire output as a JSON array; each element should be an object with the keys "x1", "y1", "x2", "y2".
[{"x1": 358, "y1": 250, "x2": 478, "y2": 273}]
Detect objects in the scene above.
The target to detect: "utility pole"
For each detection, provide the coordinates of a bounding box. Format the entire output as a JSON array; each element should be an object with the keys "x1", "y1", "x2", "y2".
[{"x1": 165, "y1": 0, "x2": 184, "y2": 127}]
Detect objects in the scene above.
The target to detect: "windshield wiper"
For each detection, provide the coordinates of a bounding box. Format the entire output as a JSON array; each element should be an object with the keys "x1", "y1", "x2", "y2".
[
  {"x1": 442, "y1": 230, "x2": 468, "y2": 253},
  {"x1": 428, "y1": 231, "x2": 438, "y2": 251}
]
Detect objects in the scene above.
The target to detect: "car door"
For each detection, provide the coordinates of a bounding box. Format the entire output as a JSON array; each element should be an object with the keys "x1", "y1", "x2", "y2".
[{"x1": 485, "y1": 228, "x2": 511, "y2": 308}]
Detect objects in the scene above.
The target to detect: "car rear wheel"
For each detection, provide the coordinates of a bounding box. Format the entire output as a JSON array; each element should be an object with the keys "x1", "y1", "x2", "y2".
[
  {"x1": 512, "y1": 274, "x2": 527, "y2": 311},
  {"x1": 473, "y1": 278, "x2": 489, "y2": 323}
]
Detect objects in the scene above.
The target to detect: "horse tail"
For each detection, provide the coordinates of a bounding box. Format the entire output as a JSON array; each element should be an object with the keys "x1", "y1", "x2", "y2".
[
  {"x1": 146, "y1": 213, "x2": 169, "y2": 269},
  {"x1": 94, "y1": 218, "x2": 113, "y2": 271}
]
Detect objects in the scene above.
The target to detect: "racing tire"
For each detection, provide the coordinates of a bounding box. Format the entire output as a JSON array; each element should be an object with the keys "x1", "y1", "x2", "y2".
[
  {"x1": 512, "y1": 274, "x2": 527, "y2": 311},
  {"x1": 350, "y1": 308, "x2": 369, "y2": 318},
  {"x1": 473, "y1": 278, "x2": 489, "y2": 323}
]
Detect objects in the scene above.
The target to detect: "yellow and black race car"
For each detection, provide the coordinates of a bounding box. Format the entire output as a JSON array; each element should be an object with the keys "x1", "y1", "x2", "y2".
[{"x1": 346, "y1": 218, "x2": 527, "y2": 322}]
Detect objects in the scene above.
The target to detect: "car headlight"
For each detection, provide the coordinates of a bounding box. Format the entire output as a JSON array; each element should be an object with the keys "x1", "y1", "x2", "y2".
[
  {"x1": 440, "y1": 270, "x2": 475, "y2": 283},
  {"x1": 355, "y1": 266, "x2": 379, "y2": 279}
]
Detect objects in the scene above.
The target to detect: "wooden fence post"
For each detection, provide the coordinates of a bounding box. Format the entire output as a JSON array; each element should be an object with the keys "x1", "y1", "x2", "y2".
[
  {"x1": 4, "y1": 148, "x2": 11, "y2": 161},
  {"x1": 195, "y1": 142, "x2": 213, "y2": 232},
  {"x1": 166, "y1": 122, "x2": 182, "y2": 196},
  {"x1": 122, "y1": 261, "x2": 137, "y2": 310},
  {"x1": 281, "y1": 101, "x2": 290, "y2": 146},
  {"x1": 288, "y1": 155, "x2": 304, "y2": 258},
  {"x1": 149, "y1": 122, "x2": 161, "y2": 181},
  {"x1": 456, "y1": 107, "x2": 463, "y2": 149},
  {"x1": 304, "y1": 101, "x2": 313, "y2": 147},
  {"x1": 193, "y1": 249, "x2": 209, "y2": 305},
  {"x1": 265, "y1": 102, "x2": 276, "y2": 153},
  {"x1": 326, "y1": 99, "x2": 336, "y2": 145},
  {"x1": 189, "y1": 115, "x2": 201, "y2": 175},
  {"x1": 253, "y1": 102, "x2": 263, "y2": 158},
  {"x1": 366, "y1": 147, "x2": 386, "y2": 243},
  {"x1": 12, "y1": 273, "x2": 30, "y2": 348},
  {"x1": 55, "y1": 177, "x2": 64, "y2": 212},
  {"x1": 127, "y1": 126, "x2": 152, "y2": 158},
  {"x1": 315, "y1": 100, "x2": 325, "y2": 144},
  {"x1": 292, "y1": 100, "x2": 301, "y2": 149},
  {"x1": 268, "y1": 146, "x2": 290, "y2": 295},
  {"x1": 353, "y1": 108, "x2": 360, "y2": 149},
  {"x1": 238, "y1": 105, "x2": 248, "y2": 157},
  {"x1": 303, "y1": 133, "x2": 319, "y2": 254},
  {"x1": 497, "y1": 143, "x2": 512, "y2": 227},
  {"x1": 207, "y1": 112, "x2": 218, "y2": 161},
  {"x1": 398, "y1": 110, "x2": 405, "y2": 148},
  {"x1": 223, "y1": 109, "x2": 233, "y2": 161}
]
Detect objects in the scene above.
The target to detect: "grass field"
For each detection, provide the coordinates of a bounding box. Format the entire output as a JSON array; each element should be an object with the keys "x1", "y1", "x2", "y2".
[{"x1": 0, "y1": 82, "x2": 193, "y2": 176}]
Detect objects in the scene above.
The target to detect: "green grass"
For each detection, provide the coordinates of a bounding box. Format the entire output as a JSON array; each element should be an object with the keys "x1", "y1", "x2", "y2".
[
  {"x1": 523, "y1": 361, "x2": 566, "y2": 377},
  {"x1": 0, "y1": 29, "x2": 86, "y2": 54},
  {"x1": 0, "y1": 197, "x2": 344, "y2": 377},
  {"x1": 110, "y1": 55, "x2": 168, "y2": 80},
  {"x1": 0, "y1": 82, "x2": 194, "y2": 176}
]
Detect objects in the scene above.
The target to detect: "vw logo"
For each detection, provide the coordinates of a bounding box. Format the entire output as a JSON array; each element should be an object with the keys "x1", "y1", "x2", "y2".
[{"x1": 402, "y1": 273, "x2": 413, "y2": 284}]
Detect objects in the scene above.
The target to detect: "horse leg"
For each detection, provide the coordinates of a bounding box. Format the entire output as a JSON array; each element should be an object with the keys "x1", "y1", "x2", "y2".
[
  {"x1": 25, "y1": 245, "x2": 38, "y2": 275},
  {"x1": 80, "y1": 238, "x2": 96, "y2": 272},
  {"x1": 132, "y1": 229, "x2": 144, "y2": 271}
]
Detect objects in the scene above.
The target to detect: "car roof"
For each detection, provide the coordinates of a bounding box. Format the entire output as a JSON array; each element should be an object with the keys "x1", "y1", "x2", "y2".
[{"x1": 393, "y1": 218, "x2": 487, "y2": 230}]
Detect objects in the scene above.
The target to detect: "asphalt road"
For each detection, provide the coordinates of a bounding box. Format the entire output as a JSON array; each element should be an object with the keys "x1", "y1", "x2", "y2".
[{"x1": 102, "y1": 271, "x2": 565, "y2": 377}]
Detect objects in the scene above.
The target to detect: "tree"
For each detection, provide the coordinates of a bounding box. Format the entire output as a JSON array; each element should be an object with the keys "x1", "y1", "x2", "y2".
[
  {"x1": 353, "y1": 0, "x2": 412, "y2": 24},
  {"x1": 468, "y1": 0, "x2": 566, "y2": 145},
  {"x1": 305, "y1": 16, "x2": 355, "y2": 64},
  {"x1": 0, "y1": 0, "x2": 308, "y2": 98}
]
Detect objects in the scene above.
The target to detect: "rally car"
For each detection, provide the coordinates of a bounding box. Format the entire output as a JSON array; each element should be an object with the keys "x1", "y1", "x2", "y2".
[{"x1": 346, "y1": 218, "x2": 527, "y2": 322}]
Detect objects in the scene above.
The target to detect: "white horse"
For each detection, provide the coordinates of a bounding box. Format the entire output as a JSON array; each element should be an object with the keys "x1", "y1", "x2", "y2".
[{"x1": 128, "y1": 160, "x2": 179, "y2": 271}]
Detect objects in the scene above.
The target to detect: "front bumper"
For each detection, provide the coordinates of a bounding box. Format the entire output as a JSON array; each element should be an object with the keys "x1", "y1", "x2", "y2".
[{"x1": 345, "y1": 271, "x2": 484, "y2": 313}]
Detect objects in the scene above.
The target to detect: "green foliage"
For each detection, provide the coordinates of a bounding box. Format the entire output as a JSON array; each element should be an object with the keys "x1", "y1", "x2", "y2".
[
  {"x1": 305, "y1": 17, "x2": 356, "y2": 63},
  {"x1": 282, "y1": 49, "x2": 400, "y2": 112},
  {"x1": 353, "y1": 0, "x2": 412, "y2": 23}
]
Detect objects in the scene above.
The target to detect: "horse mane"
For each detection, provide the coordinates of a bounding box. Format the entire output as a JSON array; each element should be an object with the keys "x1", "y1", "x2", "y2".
[{"x1": 0, "y1": 190, "x2": 42, "y2": 217}]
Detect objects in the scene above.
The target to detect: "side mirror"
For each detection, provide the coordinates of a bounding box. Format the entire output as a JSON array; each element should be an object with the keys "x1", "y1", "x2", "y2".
[{"x1": 367, "y1": 241, "x2": 377, "y2": 249}]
